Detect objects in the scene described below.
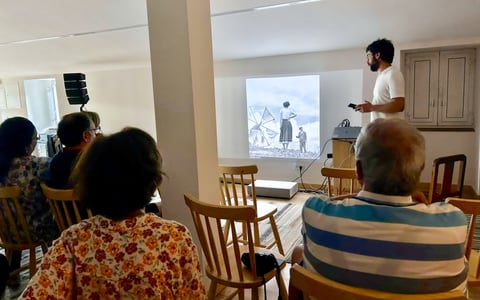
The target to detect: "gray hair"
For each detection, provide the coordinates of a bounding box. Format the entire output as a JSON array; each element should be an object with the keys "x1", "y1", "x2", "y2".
[{"x1": 355, "y1": 118, "x2": 425, "y2": 195}]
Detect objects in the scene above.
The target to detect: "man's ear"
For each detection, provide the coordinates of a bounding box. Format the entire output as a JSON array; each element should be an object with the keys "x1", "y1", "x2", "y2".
[
  {"x1": 82, "y1": 131, "x2": 90, "y2": 143},
  {"x1": 355, "y1": 160, "x2": 364, "y2": 185}
]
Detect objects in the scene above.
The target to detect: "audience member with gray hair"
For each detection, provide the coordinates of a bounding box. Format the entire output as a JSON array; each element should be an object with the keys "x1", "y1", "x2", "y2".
[{"x1": 295, "y1": 118, "x2": 468, "y2": 294}]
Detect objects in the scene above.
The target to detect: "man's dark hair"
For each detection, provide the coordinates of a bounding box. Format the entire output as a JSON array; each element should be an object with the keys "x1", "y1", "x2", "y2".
[
  {"x1": 366, "y1": 38, "x2": 395, "y2": 64},
  {"x1": 82, "y1": 111, "x2": 101, "y2": 128},
  {"x1": 57, "y1": 113, "x2": 92, "y2": 147},
  {"x1": 72, "y1": 127, "x2": 164, "y2": 220}
]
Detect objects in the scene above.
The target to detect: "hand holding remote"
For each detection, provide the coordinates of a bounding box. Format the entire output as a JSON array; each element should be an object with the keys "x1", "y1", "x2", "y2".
[{"x1": 348, "y1": 103, "x2": 357, "y2": 109}]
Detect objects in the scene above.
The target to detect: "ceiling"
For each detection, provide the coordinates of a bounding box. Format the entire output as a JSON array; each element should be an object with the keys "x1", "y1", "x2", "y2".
[{"x1": 0, "y1": 0, "x2": 479, "y2": 78}]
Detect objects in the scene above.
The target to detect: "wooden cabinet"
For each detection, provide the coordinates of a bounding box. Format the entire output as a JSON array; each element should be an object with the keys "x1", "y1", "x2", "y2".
[{"x1": 404, "y1": 48, "x2": 475, "y2": 129}]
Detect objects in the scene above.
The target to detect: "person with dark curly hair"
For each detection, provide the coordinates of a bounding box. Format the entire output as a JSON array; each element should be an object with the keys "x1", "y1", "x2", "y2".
[
  {"x1": 0, "y1": 117, "x2": 59, "y2": 286},
  {"x1": 355, "y1": 38, "x2": 405, "y2": 121},
  {"x1": 20, "y1": 127, "x2": 205, "y2": 299}
]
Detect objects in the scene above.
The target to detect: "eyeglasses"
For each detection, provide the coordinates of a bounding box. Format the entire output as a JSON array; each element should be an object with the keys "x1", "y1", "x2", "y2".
[{"x1": 87, "y1": 127, "x2": 102, "y2": 134}]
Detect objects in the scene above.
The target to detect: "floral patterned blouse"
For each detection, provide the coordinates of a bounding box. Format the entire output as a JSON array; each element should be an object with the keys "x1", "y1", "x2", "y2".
[
  {"x1": 19, "y1": 213, "x2": 206, "y2": 300},
  {"x1": 0, "y1": 156, "x2": 58, "y2": 242}
]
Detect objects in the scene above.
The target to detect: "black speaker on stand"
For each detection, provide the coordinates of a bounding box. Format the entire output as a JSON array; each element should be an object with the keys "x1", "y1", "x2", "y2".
[{"x1": 63, "y1": 73, "x2": 89, "y2": 111}]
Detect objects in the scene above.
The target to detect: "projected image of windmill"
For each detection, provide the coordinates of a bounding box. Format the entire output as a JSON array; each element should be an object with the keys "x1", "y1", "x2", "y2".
[
  {"x1": 245, "y1": 75, "x2": 320, "y2": 159},
  {"x1": 248, "y1": 106, "x2": 278, "y2": 148}
]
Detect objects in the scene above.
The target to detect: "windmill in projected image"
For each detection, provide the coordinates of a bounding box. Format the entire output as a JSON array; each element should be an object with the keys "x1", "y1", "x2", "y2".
[{"x1": 248, "y1": 106, "x2": 278, "y2": 147}]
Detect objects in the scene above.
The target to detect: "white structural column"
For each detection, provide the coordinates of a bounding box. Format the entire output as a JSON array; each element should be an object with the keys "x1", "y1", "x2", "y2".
[{"x1": 146, "y1": 0, "x2": 219, "y2": 230}]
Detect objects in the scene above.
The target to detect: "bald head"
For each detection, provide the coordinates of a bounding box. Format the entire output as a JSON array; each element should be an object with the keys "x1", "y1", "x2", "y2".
[{"x1": 355, "y1": 118, "x2": 425, "y2": 195}]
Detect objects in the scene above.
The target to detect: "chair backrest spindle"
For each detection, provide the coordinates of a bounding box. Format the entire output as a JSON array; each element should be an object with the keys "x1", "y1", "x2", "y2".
[
  {"x1": 428, "y1": 154, "x2": 466, "y2": 203},
  {"x1": 321, "y1": 167, "x2": 358, "y2": 197},
  {"x1": 41, "y1": 183, "x2": 92, "y2": 232}
]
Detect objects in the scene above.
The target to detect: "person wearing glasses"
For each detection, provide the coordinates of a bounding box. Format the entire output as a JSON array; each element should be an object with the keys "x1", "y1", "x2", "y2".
[
  {"x1": 46, "y1": 112, "x2": 98, "y2": 189},
  {"x1": 355, "y1": 38, "x2": 405, "y2": 121},
  {"x1": 82, "y1": 110, "x2": 103, "y2": 137}
]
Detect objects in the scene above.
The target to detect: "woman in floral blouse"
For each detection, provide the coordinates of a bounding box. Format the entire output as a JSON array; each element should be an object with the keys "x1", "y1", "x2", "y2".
[
  {"x1": 0, "y1": 117, "x2": 59, "y2": 282},
  {"x1": 19, "y1": 127, "x2": 206, "y2": 299}
]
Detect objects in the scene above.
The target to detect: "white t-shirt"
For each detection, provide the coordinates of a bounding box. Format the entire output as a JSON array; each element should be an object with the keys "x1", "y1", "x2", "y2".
[{"x1": 371, "y1": 65, "x2": 405, "y2": 121}]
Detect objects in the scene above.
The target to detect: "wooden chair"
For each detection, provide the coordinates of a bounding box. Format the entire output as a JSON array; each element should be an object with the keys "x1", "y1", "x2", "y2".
[
  {"x1": 428, "y1": 154, "x2": 466, "y2": 204},
  {"x1": 219, "y1": 165, "x2": 284, "y2": 255},
  {"x1": 446, "y1": 197, "x2": 480, "y2": 287},
  {"x1": 0, "y1": 186, "x2": 48, "y2": 279},
  {"x1": 41, "y1": 183, "x2": 92, "y2": 232},
  {"x1": 321, "y1": 167, "x2": 358, "y2": 197},
  {"x1": 288, "y1": 263, "x2": 467, "y2": 300},
  {"x1": 184, "y1": 193, "x2": 288, "y2": 300}
]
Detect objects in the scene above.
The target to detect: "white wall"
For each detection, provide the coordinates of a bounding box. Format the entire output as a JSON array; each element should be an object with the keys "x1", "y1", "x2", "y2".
[
  {"x1": 56, "y1": 67, "x2": 157, "y2": 139},
  {"x1": 214, "y1": 44, "x2": 480, "y2": 190},
  {"x1": 2, "y1": 42, "x2": 478, "y2": 192}
]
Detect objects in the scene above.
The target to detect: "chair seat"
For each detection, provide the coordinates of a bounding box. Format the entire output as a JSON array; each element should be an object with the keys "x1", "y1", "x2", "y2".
[{"x1": 206, "y1": 244, "x2": 285, "y2": 287}]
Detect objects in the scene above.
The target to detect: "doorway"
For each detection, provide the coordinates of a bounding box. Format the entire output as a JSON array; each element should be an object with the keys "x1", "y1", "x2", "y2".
[{"x1": 24, "y1": 78, "x2": 59, "y2": 133}]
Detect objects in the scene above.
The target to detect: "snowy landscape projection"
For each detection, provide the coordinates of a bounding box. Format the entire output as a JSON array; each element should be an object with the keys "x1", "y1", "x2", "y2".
[{"x1": 246, "y1": 75, "x2": 320, "y2": 159}]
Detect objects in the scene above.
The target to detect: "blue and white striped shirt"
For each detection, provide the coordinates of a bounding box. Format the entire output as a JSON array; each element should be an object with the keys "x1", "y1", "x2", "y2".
[{"x1": 302, "y1": 191, "x2": 468, "y2": 294}]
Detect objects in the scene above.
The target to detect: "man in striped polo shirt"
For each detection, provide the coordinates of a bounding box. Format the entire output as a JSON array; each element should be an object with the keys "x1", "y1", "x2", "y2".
[{"x1": 301, "y1": 118, "x2": 468, "y2": 294}]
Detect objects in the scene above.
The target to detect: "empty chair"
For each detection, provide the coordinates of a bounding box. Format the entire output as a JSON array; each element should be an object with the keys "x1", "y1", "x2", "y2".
[
  {"x1": 0, "y1": 186, "x2": 48, "y2": 279},
  {"x1": 428, "y1": 154, "x2": 466, "y2": 204},
  {"x1": 446, "y1": 197, "x2": 480, "y2": 287},
  {"x1": 219, "y1": 165, "x2": 284, "y2": 255},
  {"x1": 184, "y1": 193, "x2": 288, "y2": 300},
  {"x1": 41, "y1": 183, "x2": 92, "y2": 232},
  {"x1": 288, "y1": 263, "x2": 467, "y2": 300},
  {"x1": 321, "y1": 167, "x2": 358, "y2": 197}
]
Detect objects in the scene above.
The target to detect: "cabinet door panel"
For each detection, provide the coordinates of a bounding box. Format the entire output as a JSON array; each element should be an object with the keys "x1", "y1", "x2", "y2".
[
  {"x1": 405, "y1": 52, "x2": 438, "y2": 125},
  {"x1": 439, "y1": 49, "x2": 475, "y2": 126}
]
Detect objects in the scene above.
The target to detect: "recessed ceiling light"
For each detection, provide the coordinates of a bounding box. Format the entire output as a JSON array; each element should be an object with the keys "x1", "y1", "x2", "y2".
[{"x1": 211, "y1": 0, "x2": 324, "y2": 17}]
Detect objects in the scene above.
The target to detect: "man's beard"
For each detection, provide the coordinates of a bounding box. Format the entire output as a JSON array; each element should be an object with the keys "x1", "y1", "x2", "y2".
[{"x1": 369, "y1": 59, "x2": 379, "y2": 72}]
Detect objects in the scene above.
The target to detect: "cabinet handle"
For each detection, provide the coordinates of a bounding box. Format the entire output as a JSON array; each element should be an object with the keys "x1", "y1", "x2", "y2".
[{"x1": 431, "y1": 100, "x2": 435, "y2": 107}]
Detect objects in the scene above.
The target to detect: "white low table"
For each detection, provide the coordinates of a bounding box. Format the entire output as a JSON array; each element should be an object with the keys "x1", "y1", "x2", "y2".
[{"x1": 248, "y1": 180, "x2": 298, "y2": 199}]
